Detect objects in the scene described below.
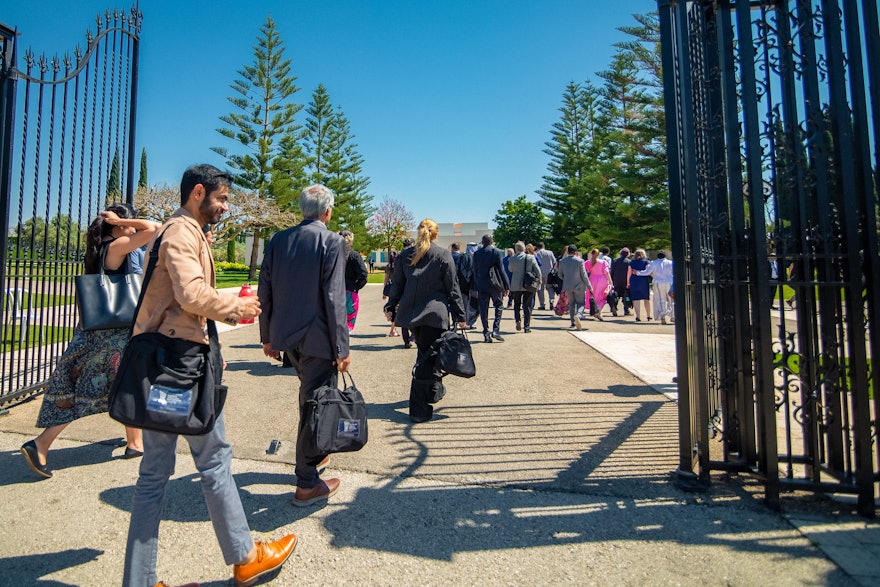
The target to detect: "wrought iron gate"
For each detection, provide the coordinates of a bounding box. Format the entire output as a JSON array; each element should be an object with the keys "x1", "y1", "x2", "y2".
[
  {"x1": 658, "y1": 0, "x2": 878, "y2": 516},
  {"x1": 0, "y1": 8, "x2": 141, "y2": 408}
]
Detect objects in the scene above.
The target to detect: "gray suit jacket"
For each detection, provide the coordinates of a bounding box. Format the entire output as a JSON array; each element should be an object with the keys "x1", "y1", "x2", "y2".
[
  {"x1": 557, "y1": 255, "x2": 591, "y2": 295},
  {"x1": 258, "y1": 218, "x2": 349, "y2": 360},
  {"x1": 507, "y1": 252, "x2": 541, "y2": 292}
]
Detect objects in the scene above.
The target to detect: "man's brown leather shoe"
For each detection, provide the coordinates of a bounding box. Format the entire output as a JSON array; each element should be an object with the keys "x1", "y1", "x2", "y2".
[
  {"x1": 293, "y1": 478, "x2": 340, "y2": 507},
  {"x1": 233, "y1": 534, "x2": 297, "y2": 587}
]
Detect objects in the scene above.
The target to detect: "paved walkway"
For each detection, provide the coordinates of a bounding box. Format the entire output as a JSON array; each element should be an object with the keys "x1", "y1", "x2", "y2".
[{"x1": 0, "y1": 284, "x2": 877, "y2": 586}]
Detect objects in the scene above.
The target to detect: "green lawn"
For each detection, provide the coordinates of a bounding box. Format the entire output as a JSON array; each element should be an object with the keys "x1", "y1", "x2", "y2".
[
  {"x1": 2, "y1": 291, "x2": 75, "y2": 309},
  {"x1": 1, "y1": 325, "x2": 74, "y2": 352}
]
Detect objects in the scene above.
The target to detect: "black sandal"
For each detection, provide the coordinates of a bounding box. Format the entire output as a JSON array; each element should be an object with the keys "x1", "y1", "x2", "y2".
[{"x1": 21, "y1": 440, "x2": 52, "y2": 478}]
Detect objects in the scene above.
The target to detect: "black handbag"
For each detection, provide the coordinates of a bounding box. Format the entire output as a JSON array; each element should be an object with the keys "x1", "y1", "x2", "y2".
[
  {"x1": 303, "y1": 372, "x2": 368, "y2": 457},
  {"x1": 108, "y1": 329, "x2": 227, "y2": 435},
  {"x1": 431, "y1": 326, "x2": 476, "y2": 378},
  {"x1": 546, "y1": 268, "x2": 562, "y2": 294},
  {"x1": 607, "y1": 288, "x2": 620, "y2": 307},
  {"x1": 522, "y1": 256, "x2": 541, "y2": 293},
  {"x1": 108, "y1": 228, "x2": 227, "y2": 435},
  {"x1": 489, "y1": 265, "x2": 506, "y2": 292},
  {"x1": 75, "y1": 247, "x2": 142, "y2": 331}
]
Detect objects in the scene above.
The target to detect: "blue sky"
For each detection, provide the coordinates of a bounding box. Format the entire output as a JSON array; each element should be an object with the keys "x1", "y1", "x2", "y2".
[{"x1": 3, "y1": 0, "x2": 658, "y2": 225}]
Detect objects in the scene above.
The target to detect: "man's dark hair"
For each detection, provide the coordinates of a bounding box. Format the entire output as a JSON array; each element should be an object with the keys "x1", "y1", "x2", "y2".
[
  {"x1": 481, "y1": 234, "x2": 493, "y2": 246},
  {"x1": 656, "y1": 251, "x2": 666, "y2": 259},
  {"x1": 601, "y1": 246, "x2": 610, "y2": 255},
  {"x1": 536, "y1": 242, "x2": 545, "y2": 249},
  {"x1": 567, "y1": 244, "x2": 578, "y2": 254},
  {"x1": 180, "y1": 164, "x2": 232, "y2": 206},
  {"x1": 450, "y1": 242, "x2": 460, "y2": 251}
]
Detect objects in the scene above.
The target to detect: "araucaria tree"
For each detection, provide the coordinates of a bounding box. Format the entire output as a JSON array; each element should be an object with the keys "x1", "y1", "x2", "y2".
[
  {"x1": 366, "y1": 197, "x2": 414, "y2": 258},
  {"x1": 538, "y1": 81, "x2": 605, "y2": 251},
  {"x1": 303, "y1": 87, "x2": 374, "y2": 249},
  {"x1": 538, "y1": 12, "x2": 669, "y2": 252},
  {"x1": 212, "y1": 16, "x2": 304, "y2": 280}
]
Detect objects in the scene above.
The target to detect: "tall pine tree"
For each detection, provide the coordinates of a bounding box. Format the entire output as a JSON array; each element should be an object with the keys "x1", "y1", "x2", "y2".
[
  {"x1": 303, "y1": 84, "x2": 334, "y2": 186},
  {"x1": 538, "y1": 81, "x2": 605, "y2": 251},
  {"x1": 212, "y1": 16, "x2": 304, "y2": 279},
  {"x1": 304, "y1": 87, "x2": 373, "y2": 249}
]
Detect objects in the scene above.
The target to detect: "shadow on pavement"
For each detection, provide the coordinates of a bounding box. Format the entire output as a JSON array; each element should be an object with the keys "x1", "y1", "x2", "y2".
[
  {"x1": 0, "y1": 548, "x2": 102, "y2": 586},
  {"x1": 1, "y1": 440, "x2": 123, "y2": 487}
]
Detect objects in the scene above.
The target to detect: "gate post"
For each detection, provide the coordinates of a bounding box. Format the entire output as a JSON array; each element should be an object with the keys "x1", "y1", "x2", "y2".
[{"x1": 0, "y1": 24, "x2": 18, "y2": 300}]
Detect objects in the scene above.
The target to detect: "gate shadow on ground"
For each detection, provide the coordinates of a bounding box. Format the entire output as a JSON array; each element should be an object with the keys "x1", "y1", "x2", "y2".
[
  {"x1": 0, "y1": 548, "x2": 102, "y2": 586},
  {"x1": 321, "y1": 395, "x2": 849, "y2": 581}
]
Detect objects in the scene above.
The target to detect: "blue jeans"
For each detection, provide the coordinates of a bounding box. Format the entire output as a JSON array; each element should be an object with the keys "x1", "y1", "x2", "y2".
[{"x1": 122, "y1": 414, "x2": 253, "y2": 587}]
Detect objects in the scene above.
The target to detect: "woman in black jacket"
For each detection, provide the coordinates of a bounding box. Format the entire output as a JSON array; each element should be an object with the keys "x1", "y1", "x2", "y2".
[
  {"x1": 385, "y1": 219, "x2": 467, "y2": 422},
  {"x1": 340, "y1": 230, "x2": 368, "y2": 332}
]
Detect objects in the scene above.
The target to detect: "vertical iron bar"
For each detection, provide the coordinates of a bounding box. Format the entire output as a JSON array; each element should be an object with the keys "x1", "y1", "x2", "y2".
[
  {"x1": 822, "y1": 0, "x2": 875, "y2": 518},
  {"x1": 126, "y1": 17, "x2": 139, "y2": 204},
  {"x1": 659, "y1": 0, "x2": 702, "y2": 487},
  {"x1": 718, "y1": 5, "x2": 756, "y2": 466},
  {"x1": 853, "y1": 0, "x2": 880, "y2": 502},
  {"x1": 735, "y1": 0, "x2": 779, "y2": 510}
]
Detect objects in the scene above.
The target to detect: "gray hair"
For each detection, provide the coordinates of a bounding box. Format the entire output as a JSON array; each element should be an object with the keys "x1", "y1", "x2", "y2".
[
  {"x1": 514, "y1": 241, "x2": 525, "y2": 253},
  {"x1": 300, "y1": 184, "x2": 335, "y2": 219}
]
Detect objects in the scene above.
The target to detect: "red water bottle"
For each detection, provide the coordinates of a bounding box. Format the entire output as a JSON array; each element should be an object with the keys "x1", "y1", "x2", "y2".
[{"x1": 238, "y1": 283, "x2": 255, "y2": 324}]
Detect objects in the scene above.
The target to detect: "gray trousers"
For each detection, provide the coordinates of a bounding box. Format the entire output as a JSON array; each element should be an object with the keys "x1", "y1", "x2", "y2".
[{"x1": 122, "y1": 414, "x2": 253, "y2": 587}]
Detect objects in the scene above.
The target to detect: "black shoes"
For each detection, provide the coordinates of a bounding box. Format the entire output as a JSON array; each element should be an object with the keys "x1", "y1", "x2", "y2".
[
  {"x1": 483, "y1": 333, "x2": 493, "y2": 343},
  {"x1": 21, "y1": 440, "x2": 52, "y2": 478},
  {"x1": 124, "y1": 447, "x2": 144, "y2": 459},
  {"x1": 515, "y1": 321, "x2": 521, "y2": 331},
  {"x1": 524, "y1": 327, "x2": 532, "y2": 333},
  {"x1": 491, "y1": 331, "x2": 505, "y2": 342}
]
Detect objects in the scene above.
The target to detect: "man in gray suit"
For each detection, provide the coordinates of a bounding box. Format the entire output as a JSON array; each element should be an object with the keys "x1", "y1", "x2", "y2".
[
  {"x1": 259, "y1": 184, "x2": 351, "y2": 507},
  {"x1": 556, "y1": 244, "x2": 593, "y2": 331}
]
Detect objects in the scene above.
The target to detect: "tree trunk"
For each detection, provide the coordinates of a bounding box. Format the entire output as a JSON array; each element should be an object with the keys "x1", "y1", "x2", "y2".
[
  {"x1": 227, "y1": 239, "x2": 236, "y2": 264},
  {"x1": 248, "y1": 229, "x2": 261, "y2": 280}
]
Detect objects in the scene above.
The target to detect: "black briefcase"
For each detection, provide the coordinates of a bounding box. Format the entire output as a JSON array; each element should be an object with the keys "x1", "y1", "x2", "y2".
[{"x1": 303, "y1": 372, "x2": 368, "y2": 457}]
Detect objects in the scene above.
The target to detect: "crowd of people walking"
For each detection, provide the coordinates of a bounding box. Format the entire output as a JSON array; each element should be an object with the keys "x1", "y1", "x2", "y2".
[{"x1": 16, "y1": 171, "x2": 675, "y2": 586}]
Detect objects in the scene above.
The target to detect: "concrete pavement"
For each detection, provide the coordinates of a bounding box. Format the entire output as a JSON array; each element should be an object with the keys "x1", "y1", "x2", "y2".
[{"x1": 0, "y1": 283, "x2": 877, "y2": 586}]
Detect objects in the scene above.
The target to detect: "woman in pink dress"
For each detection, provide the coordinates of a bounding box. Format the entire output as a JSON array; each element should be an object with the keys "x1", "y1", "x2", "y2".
[{"x1": 585, "y1": 248, "x2": 611, "y2": 320}]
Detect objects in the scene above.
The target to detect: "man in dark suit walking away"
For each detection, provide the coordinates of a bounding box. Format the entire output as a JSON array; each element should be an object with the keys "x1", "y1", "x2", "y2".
[
  {"x1": 472, "y1": 234, "x2": 510, "y2": 343},
  {"x1": 258, "y1": 184, "x2": 351, "y2": 507}
]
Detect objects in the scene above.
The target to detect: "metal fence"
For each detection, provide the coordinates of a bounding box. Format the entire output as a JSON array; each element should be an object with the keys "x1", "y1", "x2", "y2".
[
  {"x1": 658, "y1": 0, "x2": 879, "y2": 516},
  {"x1": 0, "y1": 8, "x2": 141, "y2": 408}
]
